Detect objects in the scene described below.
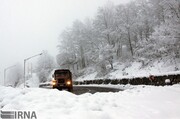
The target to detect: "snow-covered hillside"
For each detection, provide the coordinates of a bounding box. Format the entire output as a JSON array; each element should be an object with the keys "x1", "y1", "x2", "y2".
[
  {"x1": 57, "y1": 0, "x2": 180, "y2": 82},
  {"x1": 76, "y1": 58, "x2": 180, "y2": 81},
  {"x1": 1, "y1": 85, "x2": 180, "y2": 119}
]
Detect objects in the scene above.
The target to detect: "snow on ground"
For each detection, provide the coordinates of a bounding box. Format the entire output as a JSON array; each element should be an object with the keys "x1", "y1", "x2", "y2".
[
  {"x1": 109, "y1": 61, "x2": 179, "y2": 79},
  {"x1": 0, "y1": 85, "x2": 180, "y2": 119},
  {"x1": 77, "y1": 72, "x2": 98, "y2": 81},
  {"x1": 76, "y1": 59, "x2": 180, "y2": 81}
]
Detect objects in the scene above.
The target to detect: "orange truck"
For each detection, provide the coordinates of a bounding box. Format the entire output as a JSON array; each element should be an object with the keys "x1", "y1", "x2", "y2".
[{"x1": 51, "y1": 69, "x2": 73, "y2": 92}]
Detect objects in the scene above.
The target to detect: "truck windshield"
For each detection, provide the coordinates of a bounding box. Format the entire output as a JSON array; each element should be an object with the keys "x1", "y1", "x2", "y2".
[{"x1": 55, "y1": 72, "x2": 69, "y2": 77}]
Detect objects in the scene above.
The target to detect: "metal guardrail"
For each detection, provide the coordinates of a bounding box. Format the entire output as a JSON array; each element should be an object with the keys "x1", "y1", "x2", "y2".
[{"x1": 73, "y1": 74, "x2": 180, "y2": 86}]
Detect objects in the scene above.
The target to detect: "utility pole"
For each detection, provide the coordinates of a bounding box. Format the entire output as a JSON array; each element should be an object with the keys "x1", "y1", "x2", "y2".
[{"x1": 24, "y1": 53, "x2": 42, "y2": 88}]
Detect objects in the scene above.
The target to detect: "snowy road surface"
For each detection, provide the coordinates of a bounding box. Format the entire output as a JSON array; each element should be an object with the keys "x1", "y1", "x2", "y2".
[
  {"x1": 41, "y1": 85, "x2": 121, "y2": 95},
  {"x1": 0, "y1": 85, "x2": 180, "y2": 119},
  {"x1": 73, "y1": 86, "x2": 121, "y2": 95}
]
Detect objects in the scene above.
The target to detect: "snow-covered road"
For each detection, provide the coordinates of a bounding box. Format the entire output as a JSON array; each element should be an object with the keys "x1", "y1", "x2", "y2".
[
  {"x1": 41, "y1": 85, "x2": 121, "y2": 95},
  {"x1": 0, "y1": 85, "x2": 180, "y2": 119}
]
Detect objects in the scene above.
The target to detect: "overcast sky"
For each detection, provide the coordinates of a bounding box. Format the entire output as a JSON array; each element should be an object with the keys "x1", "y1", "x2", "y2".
[{"x1": 0, "y1": 0, "x2": 132, "y2": 84}]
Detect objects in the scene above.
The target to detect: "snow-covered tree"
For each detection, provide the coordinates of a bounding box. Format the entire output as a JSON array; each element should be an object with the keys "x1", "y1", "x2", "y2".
[
  {"x1": 57, "y1": 0, "x2": 180, "y2": 77},
  {"x1": 36, "y1": 51, "x2": 56, "y2": 82}
]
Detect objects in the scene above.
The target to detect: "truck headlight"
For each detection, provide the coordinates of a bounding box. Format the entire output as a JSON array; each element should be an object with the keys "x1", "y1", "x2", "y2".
[
  {"x1": 66, "y1": 81, "x2": 71, "y2": 85},
  {"x1": 51, "y1": 79, "x2": 57, "y2": 86}
]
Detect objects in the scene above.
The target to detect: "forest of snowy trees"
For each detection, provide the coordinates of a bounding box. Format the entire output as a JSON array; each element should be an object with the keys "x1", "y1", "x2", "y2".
[
  {"x1": 57, "y1": 0, "x2": 180, "y2": 77},
  {"x1": 3, "y1": 0, "x2": 179, "y2": 86}
]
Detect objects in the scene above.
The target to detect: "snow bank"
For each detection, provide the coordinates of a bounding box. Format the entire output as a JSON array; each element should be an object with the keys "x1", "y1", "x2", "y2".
[{"x1": 0, "y1": 85, "x2": 180, "y2": 119}]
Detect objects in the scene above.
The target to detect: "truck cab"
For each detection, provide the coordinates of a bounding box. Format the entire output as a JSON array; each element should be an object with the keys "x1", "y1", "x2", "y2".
[{"x1": 51, "y1": 69, "x2": 73, "y2": 92}]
